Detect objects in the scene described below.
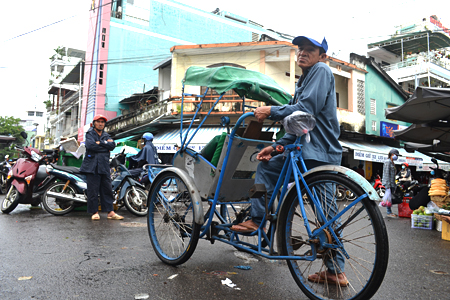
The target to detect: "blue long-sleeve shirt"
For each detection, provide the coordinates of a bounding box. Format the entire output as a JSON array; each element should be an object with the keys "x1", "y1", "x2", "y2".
[{"x1": 270, "y1": 62, "x2": 342, "y2": 165}]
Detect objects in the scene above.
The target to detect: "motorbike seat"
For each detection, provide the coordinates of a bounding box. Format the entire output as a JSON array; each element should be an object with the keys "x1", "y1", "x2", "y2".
[{"x1": 52, "y1": 164, "x2": 82, "y2": 175}]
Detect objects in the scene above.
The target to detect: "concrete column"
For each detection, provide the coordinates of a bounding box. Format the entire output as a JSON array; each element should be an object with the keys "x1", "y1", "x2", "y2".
[
  {"x1": 290, "y1": 49, "x2": 296, "y2": 95},
  {"x1": 259, "y1": 50, "x2": 265, "y2": 74},
  {"x1": 348, "y1": 70, "x2": 354, "y2": 112}
]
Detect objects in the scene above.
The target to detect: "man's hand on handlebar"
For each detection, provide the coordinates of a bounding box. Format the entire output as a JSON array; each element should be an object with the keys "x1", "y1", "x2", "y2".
[{"x1": 254, "y1": 106, "x2": 271, "y2": 122}]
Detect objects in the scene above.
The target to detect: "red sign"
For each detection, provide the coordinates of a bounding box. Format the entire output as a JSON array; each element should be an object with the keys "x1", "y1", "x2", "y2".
[
  {"x1": 78, "y1": 127, "x2": 85, "y2": 142},
  {"x1": 430, "y1": 16, "x2": 450, "y2": 35}
]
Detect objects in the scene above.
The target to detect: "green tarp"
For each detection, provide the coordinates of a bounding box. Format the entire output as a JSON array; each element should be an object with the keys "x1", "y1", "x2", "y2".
[{"x1": 183, "y1": 66, "x2": 292, "y2": 106}]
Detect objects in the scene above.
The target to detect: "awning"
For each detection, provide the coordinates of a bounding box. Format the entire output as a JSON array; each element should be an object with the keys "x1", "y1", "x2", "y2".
[
  {"x1": 154, "y1": 126, "x2": 280, "y2": 153},
  {"x1": 340, "y1": 140, "x2": 449, "y2": 171},
  {"x1": 114, "y1": 135, "x2": 137, "y2": 143}
]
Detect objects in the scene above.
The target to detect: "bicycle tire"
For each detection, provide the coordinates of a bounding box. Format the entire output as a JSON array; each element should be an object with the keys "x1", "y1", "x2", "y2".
[
  {"x1": 278, "y1": 172, "x2": 388, "y2": 300},
  {"x1": 147, "y1": 171, "x2": 200, "y2": 265}
]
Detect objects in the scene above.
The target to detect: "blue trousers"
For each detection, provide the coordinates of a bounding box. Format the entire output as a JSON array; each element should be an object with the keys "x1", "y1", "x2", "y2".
[
  {"x1": 86, "y1": 172, "x2": 114, "y2": 214},
  {"x1": 250, "y1": 155, "x2": 345, "y2": 273}
]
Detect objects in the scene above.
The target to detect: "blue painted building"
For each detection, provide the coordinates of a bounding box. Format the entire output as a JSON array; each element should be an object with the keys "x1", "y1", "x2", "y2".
[{"x1": 80, "y1": 0, "x2": 289, "y2": 133}]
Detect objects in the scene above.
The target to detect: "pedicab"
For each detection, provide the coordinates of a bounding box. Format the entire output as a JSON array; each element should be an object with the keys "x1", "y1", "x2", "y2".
[{"x1": 147, "y1": 66, "x2": 389, "y2": 300}]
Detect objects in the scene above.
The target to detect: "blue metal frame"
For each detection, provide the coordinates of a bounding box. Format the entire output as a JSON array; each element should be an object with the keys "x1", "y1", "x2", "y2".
[{"x1": 168, "y1": 85, "x2": 374, "y2": 261}]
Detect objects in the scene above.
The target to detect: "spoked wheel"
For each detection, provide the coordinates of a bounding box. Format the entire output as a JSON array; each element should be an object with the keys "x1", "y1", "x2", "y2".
[
  {"x1": 123, "y1": 186, "x2": 148, "y2": 216},
  {"x1": 147, "y1": 171, "x2": 200, "y2": 265},
  {"x1": 1, "y1": 185, "x2": 21, "y2": 214},
  {"x1": 278, "y1": 173, "x2": 388, "y2": 300},
  {"x1": 42, "y1": 182, "x2": 76, "y2": 216}
]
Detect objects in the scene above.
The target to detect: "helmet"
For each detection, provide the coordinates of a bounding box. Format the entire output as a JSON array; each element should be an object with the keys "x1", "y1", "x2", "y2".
[
  {"x1": 93, "y1": 114, "x2": 108, "y2": 122},
  {"x1": 388, "y1": 149, "x2": 400, "y2": 156},
  {"x1": 143, "y1": 132, "x2": 154, "y2": 141},
  {"x1": 402, "y1": 163, "x2": 409, "y2": 167}
]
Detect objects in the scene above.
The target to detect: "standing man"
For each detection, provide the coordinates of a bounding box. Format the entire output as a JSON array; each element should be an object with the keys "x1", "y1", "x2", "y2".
[
  {"x1": 230, "y1": 35, "x2": 346, "y2": 285},
  {"x1": 356, "y1": 163, "x2": 365, "y2": 178},
  {"x1": 80, "y1": 115, "x2": 123, "y2": 220}
]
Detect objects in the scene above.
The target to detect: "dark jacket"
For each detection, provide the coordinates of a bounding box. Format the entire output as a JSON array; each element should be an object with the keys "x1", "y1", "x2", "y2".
[
  {"x1": 80, "y1": 127, "x2": 116, "y2": 174},
  {"x1": 131, "y1": 140, "x2": 158, "y2": 165}
]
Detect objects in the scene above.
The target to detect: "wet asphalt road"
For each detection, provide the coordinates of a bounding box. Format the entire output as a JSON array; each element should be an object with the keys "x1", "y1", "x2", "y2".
[{"x1": 1, "y1": 199, "x2": 450, "y2": 300}]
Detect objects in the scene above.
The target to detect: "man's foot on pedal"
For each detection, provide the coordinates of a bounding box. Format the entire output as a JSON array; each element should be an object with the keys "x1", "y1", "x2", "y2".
[
  {"x1": 230, "y1": 219, "x2": 259, "y2": 233},
  {"x1": 307, "y1": 271, "x2": 348, "y2": 287}
]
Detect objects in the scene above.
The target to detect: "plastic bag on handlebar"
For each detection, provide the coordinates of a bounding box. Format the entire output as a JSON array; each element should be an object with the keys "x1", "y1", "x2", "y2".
[{"x1": 281, "y1": 111, "x2": 316, "y2": 143}]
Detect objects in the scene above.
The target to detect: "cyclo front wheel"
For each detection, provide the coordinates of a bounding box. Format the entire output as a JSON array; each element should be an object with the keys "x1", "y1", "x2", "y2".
[
  {"x1": 147, "y1": 171, "x2": 200, "y2": 265},
  {"x1": 278, "y1": 173, "x2": 388, "y2": 300}
]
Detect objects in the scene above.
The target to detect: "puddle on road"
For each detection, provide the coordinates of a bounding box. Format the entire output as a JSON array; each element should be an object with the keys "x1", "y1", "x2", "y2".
[{"x1": 120, "y1": 222, "x2": 146, "y2": 228}]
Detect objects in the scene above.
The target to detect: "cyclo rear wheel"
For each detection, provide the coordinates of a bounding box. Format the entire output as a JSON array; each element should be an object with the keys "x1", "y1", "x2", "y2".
[
  {"x1": 147, "y1": 171, "x2": 200, "y2": 265},
  {"x1": 278, "y1": 173, "x2": 388, "y2": 300}
]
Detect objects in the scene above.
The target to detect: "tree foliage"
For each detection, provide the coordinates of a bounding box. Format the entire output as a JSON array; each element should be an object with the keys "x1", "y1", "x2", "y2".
[{"x1": 0, "y1": 116, "x2": 25, "y2": 159}]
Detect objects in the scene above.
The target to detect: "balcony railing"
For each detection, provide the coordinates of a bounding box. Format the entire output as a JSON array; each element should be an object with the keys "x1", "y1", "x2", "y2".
[
  {"x1": 170, "y1": 95, "x2": 264, "y2": 115},
  {"x1": 382, "y1": 57, "x2": 450, "y2": 72}
]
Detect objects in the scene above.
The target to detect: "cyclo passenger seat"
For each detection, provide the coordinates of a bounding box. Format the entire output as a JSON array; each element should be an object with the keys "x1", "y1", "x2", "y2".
[{"x1": 173, "y1": 121, "x2": 275, "y2": 202}]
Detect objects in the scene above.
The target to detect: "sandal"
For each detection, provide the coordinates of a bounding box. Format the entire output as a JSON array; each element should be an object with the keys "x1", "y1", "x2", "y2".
[
  {"x1": 91, "y1": 213, "x2": 100, "y2": 220},
  {"x1": 387, "y1": 213, "x2": 398, "y2": 218},
  {"x1": 230, "y1": 219, "x2": 259, "y2": 233},
  {"x1": 307, "y1": 271, "x2": 348, "y2": 287},
  {"x1": 107, "y1": 213, "x2": 124, "y2": 220}
]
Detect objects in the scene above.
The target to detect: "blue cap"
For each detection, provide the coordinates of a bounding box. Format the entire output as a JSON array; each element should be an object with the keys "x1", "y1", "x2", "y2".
[{"x1": 292, "y1": 36, "x2": 328, "y2": 53}]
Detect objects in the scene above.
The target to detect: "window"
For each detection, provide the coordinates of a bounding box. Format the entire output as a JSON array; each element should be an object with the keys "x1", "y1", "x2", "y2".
[
  {"x1": 102, "y1": 28, "x2": 106, "y2": 34},
  {"x1": 26, "y1": 121, "x2": 33, "y2": 127},
  {"x1": 36, "y1": 112, "x2": 43, "y2": 117},
  {"x1": 100, "y1": 64, "x2": 104, "y2": 70},
  {"x1": 387, "y1": 104, "x2": 398, "y2": 121},
  {"x1": 99, "y1": 71, "x2": 103, "y2": 78},
  {"x1": 357, "y1": 80, "x2": 365, "y2": 115},
  {"x1": 28, "y1": 111, "x2": 34, "y2": 116},
  {"x1": 372, "y1": 120, "x2": 377, "y2": 131},
  {"x1": 370, "y1": 99, "x2": 376, "y2": 115},
  {"x1": 101, "y1": 42, "x2": 105, "y2": 48},
  {"x1": 99, "y1": 79, "x2": 103, "y2": 85}
]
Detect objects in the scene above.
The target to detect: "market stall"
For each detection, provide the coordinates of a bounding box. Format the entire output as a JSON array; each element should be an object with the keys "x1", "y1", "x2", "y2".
[{"x1": 385, "y1": 86, "x2": 450, "y2": 240}]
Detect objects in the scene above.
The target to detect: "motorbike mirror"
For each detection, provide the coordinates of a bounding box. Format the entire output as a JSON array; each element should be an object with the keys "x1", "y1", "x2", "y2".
[
  {"x1": 20, "y1": 131, "x2": 28, "y2": 139},
  {"x1": 431, "y1": 158, "x2": 438, "y2": 165}
]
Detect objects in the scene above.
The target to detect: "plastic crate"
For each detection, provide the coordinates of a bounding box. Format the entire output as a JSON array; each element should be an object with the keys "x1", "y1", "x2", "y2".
[
  {"x1": 398, "y1": 197, "x2": 413, "y2": 218},
  {"x1": 411, "y1": 214, "x2": 433, "y2": 230}
]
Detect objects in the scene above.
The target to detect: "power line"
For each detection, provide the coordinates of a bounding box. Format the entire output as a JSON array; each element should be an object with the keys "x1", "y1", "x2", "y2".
[{"x1": 3, "y1": 15, "x2": 78, "y2": 43}]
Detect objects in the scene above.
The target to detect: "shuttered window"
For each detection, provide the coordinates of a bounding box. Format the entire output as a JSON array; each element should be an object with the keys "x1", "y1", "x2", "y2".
[{"x1": 370, "y1": 98, "x2": 376, "y2": 115}]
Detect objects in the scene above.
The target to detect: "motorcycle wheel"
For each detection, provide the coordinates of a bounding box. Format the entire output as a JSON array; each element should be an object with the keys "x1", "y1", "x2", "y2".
[
  {"x1": 376, "y1": 187, "x2": 386, "y2": 198},
  {"x1": 1, "y1": 185, "x2": 21, "y2": 214},
  {"x1": 0, "y1": 174, "x2": 7, "y2": 194},
  {"x1": 42, "y1": 182, "x2": 77, "y2": 216},
  {"x1": 124, "y1": 186, "x2": 148, "y2": 216}
]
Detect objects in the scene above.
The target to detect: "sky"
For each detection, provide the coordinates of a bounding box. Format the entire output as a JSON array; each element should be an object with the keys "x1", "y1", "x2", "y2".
[{"x1": 1, "y1": 0, "x2": 449, "y2": 120}]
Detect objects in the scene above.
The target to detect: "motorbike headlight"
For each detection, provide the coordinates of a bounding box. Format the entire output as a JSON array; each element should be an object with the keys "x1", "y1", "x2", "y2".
[{"x1": 7, "y1": 169, "x2": 12, "y2": 179}]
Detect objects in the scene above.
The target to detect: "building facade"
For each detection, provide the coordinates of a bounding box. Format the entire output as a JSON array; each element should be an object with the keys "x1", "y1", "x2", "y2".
[{"x1": 80, "y1": 0, "x2": 291, "y2": 139}]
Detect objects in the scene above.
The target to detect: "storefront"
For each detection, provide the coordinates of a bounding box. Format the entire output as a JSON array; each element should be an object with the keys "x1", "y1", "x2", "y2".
[{"x1": 339, "y1": 140, "x2": 450, "y2": 182}]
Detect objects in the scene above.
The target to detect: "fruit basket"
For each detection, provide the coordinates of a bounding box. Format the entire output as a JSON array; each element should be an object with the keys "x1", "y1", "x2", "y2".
[{"x1": 411, "y1": 214, "x2": 433, "y2": 230}]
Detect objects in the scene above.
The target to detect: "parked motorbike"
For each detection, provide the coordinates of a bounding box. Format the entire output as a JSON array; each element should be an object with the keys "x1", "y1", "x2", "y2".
[
  {"x1": 373, "y1": 174, "x2": 386, "y2": 198},
  {"x1": 0, "y1": 156, "x2": 12, "y2": 193},
  {"x1": 41, "y1": 152, "x2": 148, "y2": 216},
  {"x1": 1, "y1": 133, "x2": 55, "y2": 214}
]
